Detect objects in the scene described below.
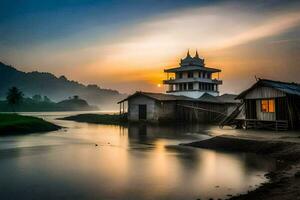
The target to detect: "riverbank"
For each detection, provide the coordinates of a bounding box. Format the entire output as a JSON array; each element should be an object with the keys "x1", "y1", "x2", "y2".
[
  {"x1": 58, "y1": 113, "x2": 127, "y2": 125},
  {"x1": 184, "y1": 135, "x2": 300, "y2": 200},
  {"x1": 0, "y1": 113, "x2": 61, "y2": 135}
]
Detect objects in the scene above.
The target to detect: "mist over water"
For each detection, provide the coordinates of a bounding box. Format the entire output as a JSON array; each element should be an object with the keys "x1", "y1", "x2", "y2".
[{"x1": 0, "y1": 112, "x2": 275, "y2": 200}]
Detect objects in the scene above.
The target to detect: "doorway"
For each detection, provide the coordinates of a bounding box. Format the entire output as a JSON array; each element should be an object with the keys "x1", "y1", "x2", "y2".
[{"x1": 138, "y1": 104, "x2": 147, "y2": 120}]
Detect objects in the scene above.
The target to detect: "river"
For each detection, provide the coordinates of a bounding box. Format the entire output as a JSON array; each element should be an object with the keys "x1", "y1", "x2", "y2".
[{"x1": 0, "y1": 112, "x2": 275, "y2": 200}]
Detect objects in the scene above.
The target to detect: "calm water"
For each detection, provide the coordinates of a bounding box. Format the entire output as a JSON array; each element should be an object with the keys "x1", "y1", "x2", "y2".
[{"x1": 0, "y1": 112, "x2": 275, "y2": 200}]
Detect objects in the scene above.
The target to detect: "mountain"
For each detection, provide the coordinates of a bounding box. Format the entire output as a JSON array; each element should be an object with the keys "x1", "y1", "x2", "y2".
[{"x1": 0, "y1": 62, "x2": 126, "y2": 110}]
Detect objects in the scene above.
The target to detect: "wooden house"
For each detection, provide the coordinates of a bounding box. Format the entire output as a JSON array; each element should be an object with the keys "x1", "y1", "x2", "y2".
[
  {"x1": 118, "y1": 92, "x2": 192, "y2": 122},
  {"x1": 118, "y1": 92, "x2": 239, "y2": 123},
  {"x1": 235, "y1": 79, "x2": 300, "y2": 130}
]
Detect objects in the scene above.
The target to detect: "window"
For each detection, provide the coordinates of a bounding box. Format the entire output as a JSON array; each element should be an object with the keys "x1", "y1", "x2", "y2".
[
  {"x1": 269, "y1": 99, "x2": 275, "y2": 112},
  {"x1": 188, "y1": 72, "x2": 193, "y2": 78},
  {"x1": 178, "y1": 73, "x2": 183, "y2": 79},
  {"x1": 261, "y1": 99, "x2": 275, "y2": 113},
  {"x1": 188, "y1": 83, "x2": 193, "y2": 90}
]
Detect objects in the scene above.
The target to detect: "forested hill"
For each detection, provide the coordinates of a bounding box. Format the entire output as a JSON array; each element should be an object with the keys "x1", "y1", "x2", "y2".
[{"x1": 0, "y1": 62, "x2": 126, "y2": 110}]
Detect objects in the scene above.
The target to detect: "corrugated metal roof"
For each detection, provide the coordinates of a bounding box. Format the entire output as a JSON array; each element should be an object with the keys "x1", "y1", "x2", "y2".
[
  {"x1": 138, "y1": 92, "x2": 194, "y2": 101},
  {"x1": 236, "y1": 79, "x2": 300, "y2": 99},
  {"x1": 216, "y1": 94, "x2": 240, "y2": 103},
  {"x1": 263, "y1": 79, "x2": 300, "y2": 96},
  {"x1": 118, "y1": 92, "x2": 195, "y2": 103},
  {"x1": 198, "y1": 93, "x2": 240, "y2": 104},
  {"x1": 119, "y1": 92, "x2": 240, "y2": 104},
  {"x1": 198, "y1": 93, "x2": 221, "y2": 103}
]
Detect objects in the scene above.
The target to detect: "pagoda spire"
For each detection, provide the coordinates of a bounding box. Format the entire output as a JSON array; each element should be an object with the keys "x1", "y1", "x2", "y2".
[
  {"x1": 195, "y1": 50, "x2": 199, "y2": 58},
  {"x1": 186, "y1": 49, "x2": 191, "y2": 58}
]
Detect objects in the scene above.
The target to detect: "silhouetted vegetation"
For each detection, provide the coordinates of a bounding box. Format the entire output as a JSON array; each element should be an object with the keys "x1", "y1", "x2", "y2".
[
  {"x1": 0, "y1": 114, "x2": 60, "y2": 135},
  {"x1": 6, "y1": 87, "x2": 23, "y2": 112},
  {"x1": 0, "y1": 62, "x2": 126, "y2": 109},
  {"x1": 0, "y1": 94, "x2": 98, "y2": 112}
]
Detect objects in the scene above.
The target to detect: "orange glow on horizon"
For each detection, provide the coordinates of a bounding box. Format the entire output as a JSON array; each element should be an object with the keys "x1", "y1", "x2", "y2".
[{"x1": 9, "y1": 4, "x2": 300, "y2": 94}]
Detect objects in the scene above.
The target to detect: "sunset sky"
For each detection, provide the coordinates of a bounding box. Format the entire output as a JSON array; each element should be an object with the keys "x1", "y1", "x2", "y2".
[{"x1": 1, "y1": 0, "x2": 300, "y2": 94}]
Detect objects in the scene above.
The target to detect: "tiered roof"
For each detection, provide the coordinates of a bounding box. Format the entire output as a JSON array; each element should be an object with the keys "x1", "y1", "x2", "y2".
[{"x1": 164, "y1": 50, "x2": 221, "y2": 73}]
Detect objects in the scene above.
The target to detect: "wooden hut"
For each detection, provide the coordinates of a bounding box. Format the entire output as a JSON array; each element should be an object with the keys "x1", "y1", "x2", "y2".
[
  {"x1": 118, "y1": 92, "x2": 193, "y2": 122},
  {"x1": 235, "y1": 79, "x2": 300, "y2": 130}
]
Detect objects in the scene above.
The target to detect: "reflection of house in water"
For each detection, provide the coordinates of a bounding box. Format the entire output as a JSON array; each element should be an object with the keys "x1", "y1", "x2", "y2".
[
  {"x1": 224, "y1": 79, "x2": 300, "y2": 130},
  {"x1": 118, "y1": 51, "x2": 239, "y2": 123}
]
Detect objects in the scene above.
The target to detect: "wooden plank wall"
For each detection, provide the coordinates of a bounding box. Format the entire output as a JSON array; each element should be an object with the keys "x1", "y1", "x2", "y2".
[{"x1": 243, "y1": 86, "x2": 286, "y2": 99}]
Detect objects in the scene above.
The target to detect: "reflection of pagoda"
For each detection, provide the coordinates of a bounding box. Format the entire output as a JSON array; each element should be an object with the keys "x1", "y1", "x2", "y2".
[{"x1": 163, "y1": 50, "x2": 222, "y2": 98}]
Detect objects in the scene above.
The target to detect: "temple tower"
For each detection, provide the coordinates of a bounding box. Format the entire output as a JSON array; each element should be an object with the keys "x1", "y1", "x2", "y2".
[{"x1": 163, "y1": 50, "x2": 222, "y2": 98}]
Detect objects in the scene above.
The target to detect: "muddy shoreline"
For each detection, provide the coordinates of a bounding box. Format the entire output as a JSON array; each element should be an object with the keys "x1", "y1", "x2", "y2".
[{"x1": 183, "y1": 135, "x2": 300, "y2": 200}]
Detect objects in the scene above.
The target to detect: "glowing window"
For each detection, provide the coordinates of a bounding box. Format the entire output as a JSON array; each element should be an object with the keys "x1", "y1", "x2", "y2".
[
  {"x1": 268, "y1": 99, "x2": 275, "y2": 112},
  {"x1": 261, "y1": 99, "x2": 275, "y2": 113}
]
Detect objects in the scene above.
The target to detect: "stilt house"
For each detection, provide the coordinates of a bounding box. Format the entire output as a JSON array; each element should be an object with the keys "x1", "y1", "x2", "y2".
[{"x1": 235, "y1": 79, "x2": 300, "y2": 130}]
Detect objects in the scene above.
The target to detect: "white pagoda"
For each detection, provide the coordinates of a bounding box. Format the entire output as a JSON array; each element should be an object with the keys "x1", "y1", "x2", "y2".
[{"x1": 163, "y1": 50, "x2": 222, "y2": 98}]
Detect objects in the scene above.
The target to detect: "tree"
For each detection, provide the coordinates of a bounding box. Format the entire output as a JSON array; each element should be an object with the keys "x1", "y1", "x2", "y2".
[{"x1": 6, "y1": 87, "x2": 24, "y2": 112}]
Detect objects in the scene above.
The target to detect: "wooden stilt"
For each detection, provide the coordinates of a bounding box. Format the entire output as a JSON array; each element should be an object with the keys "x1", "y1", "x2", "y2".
[{"x1": 123, "y1": 102, "x2": 125, "y2": 115}]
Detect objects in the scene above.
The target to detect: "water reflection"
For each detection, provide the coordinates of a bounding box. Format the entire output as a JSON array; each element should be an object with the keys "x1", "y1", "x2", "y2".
[{"x1": 0, "y1": 113, "x2": 275, "y2": 200}]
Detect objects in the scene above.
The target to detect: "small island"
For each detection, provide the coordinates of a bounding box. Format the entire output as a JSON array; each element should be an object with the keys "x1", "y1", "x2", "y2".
[
  {"x1": 59, "y1": 113, "x2": 126, "y2": 125},
  {"x1": 0, "y1": 113, "x2": 61, "y2": 135}
]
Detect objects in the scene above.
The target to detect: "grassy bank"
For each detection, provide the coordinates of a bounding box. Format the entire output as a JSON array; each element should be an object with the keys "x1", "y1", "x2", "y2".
[
  {"x1": 0, "y1": 113, "x2": 61, "y2": 135},
  {"x1": 184, "y1": 136, "x2": 300, "y2": 200},
  {"x1": 58, "y1": 114, "x2": 127, "y2": 125}
]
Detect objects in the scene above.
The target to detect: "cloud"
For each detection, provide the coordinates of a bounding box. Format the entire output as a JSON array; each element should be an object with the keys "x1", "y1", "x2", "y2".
[
  {"x1": 3, "y1": 1, "x2": 300, "y2": 93},
  {"x1": 112, "y1": 3, "x2": 300, "y2": 53},
  {"x1": 81, "y1": 2, "x2": 300, "y2": 90}
]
